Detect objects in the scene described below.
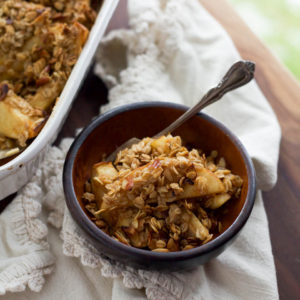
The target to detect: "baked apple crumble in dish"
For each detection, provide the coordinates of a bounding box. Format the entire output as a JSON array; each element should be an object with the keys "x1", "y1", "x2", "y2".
[
  {"x1": 82, "y1": 134, "x2": 243, "y2": 252},
  {"x1": 0, "y1": 0, "x2": 96, "y2": 159}
]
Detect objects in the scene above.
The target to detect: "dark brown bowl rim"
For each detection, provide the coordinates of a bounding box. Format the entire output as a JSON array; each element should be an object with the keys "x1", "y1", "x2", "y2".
[{"x1": 63, "y1": 101, "x2": 256, "y2": 262}]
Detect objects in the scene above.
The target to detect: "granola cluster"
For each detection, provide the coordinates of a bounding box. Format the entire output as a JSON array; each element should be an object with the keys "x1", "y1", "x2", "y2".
[
  {"x1": 0, "y1": 0, "x2": 96, "y2": 158},
  {"x1": 83, "y1": 135, "x2": 243, "y2": 252}
]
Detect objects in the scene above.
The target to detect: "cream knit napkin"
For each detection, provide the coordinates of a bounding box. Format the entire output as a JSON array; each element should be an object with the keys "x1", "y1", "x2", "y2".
[{"x1": 0, "y1": 0, "x2": 281, "y2": 299}]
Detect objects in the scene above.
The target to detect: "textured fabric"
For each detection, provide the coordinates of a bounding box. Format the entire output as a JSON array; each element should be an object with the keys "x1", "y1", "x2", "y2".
[{"x1": 0, "y1": 0, "x2": 281, "y2": 299}]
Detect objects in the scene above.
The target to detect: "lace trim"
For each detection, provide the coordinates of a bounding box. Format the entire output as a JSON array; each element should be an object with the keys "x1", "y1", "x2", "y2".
[
  {"x1": 0, "y1": 139, "x2": 73, "y2": 295},
  {"x1": 61, "y1": 208, "x2": 187, "y2": 300},
  {"x1": 42, "y1": 138, "x2": 73, "y2": 229},
  {"x1": 61, "y1": 210, "x2": 102, "y2": 268},
  {"x1": 0, "y1": 177, "x2": 55, "y2": 294}
]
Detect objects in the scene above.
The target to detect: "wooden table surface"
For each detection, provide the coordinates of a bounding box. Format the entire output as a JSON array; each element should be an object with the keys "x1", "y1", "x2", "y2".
[{"x1": 1, "y1": 0, "x2": 299, "y2": 299}]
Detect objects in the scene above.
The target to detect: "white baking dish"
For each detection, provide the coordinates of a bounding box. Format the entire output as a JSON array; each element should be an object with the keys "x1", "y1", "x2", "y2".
[{"x1": 0, "y1": 0, "x2": 119, "y2": 200}]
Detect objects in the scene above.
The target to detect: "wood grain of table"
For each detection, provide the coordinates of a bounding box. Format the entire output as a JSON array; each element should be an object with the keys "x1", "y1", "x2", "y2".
[{"x1": 1, "y1": 0, "x2": 299, "y2": 299}]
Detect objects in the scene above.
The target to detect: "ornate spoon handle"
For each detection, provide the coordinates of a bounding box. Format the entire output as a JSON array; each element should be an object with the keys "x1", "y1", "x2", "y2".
[{"x1": 154, "y1": 60, "x2": 255, "y2": 138}]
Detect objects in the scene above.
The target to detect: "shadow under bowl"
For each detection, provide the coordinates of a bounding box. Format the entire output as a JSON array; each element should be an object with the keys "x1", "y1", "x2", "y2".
[{"x1": 63, "y1": 101, "x2": 256, "y2": 271}]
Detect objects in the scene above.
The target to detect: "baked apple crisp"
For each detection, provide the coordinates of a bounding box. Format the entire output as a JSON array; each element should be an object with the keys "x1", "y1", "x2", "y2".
[
  {"x1": 83, "y1": 135, "x2": 243, "y2": 252},
  {"x1": 0, "y1": 0, "x2": 96, "y2": 158}
]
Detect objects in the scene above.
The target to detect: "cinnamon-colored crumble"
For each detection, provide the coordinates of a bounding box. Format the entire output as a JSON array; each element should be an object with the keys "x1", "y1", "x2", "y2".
[
  {"x1": 0, "y1": 0, "x2": 96, "y2": 158},
  {"x1": 83, "y1": 134, "x2": 243, "y2": 252}
]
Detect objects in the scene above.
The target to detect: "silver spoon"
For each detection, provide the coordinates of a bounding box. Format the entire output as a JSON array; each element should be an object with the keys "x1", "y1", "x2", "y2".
[{"x1": 106, "y1": 60, "x2": 255, "y2": 162}]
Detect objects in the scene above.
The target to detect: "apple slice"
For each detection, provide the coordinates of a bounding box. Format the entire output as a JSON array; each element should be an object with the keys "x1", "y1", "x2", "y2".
[
  {"x1": 179, "y1": 167, "x2": 225, "y2": 199},
  {"x1": 0, "y1": 89, "x2": 44, "y2": 146},
  {"x1": 100, "y1": 159, "x2": 163, "y2": 210},
  {"x1": 182, "y1": 208, "x2": 209, "y2": 240},
  {"x1": 205, "y1": 193, "x2": 231, "y2": 209},
  {"x1": 91, "y1": 162, "x2": 118, "y2": 208},
  {"x1": 151, "y1": 136, "x2": 171, "y2": 154}
]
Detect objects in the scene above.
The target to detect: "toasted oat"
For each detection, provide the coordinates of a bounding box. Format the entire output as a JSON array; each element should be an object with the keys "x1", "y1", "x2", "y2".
[
  {"x1": 82, "y1": 192, "x2": 95, "y2": 202},
  {"x1": 152, "y1": 248, "x2": 169, "y2": 253}
]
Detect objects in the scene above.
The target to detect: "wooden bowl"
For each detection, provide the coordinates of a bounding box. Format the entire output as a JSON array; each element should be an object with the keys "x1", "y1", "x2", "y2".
[{"x1": 63, "y1": 102, "x2": 256, "y2": 271}]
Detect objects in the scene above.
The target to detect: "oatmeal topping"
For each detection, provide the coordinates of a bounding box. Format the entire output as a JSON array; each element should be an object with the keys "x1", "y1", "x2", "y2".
[
  {"x1": 0, "y1": 0, "x2": 96, "y2": 155},
  {"x1": 83, "y1": 134, "x2": 243, "y2": 252}
]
